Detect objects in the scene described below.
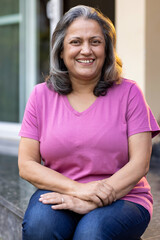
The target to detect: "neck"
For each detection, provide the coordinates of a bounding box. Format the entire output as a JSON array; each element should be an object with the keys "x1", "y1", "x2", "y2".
[{"x1": 70, "y1": 77, "x2": 99, "y2": 95}]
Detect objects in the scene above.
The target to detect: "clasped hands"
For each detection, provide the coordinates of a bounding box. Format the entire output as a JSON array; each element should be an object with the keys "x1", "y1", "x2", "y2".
[{"x1": 39, "y1": 180, "x2": 116, "y2": 214}]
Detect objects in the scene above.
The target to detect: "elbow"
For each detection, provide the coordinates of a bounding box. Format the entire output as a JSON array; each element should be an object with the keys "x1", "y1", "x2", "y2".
[
  {"x1": 141, "y1": 161, "x2": 150, "y2": 177},
  {"x1": 18, "y1": 165, "x2": 25, "y2": 179},
  {"x1": 18, "y1": 161, "x2": 28, "y2": 180},
  {"x1": 144, "y1": 164, "x2": 150, "y2": 176}
]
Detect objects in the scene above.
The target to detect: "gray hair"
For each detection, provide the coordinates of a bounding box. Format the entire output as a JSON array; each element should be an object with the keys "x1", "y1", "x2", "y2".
[{"x1": 46, "y1": 5, "x2": 122, "y2": 96}]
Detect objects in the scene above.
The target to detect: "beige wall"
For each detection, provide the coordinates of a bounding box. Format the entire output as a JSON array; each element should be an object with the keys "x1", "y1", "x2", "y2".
[
  {"x1": 146, "y1": 0, "x2": 160, "y2": 120},
  {"x1": 115, "y1": 0, "x2": 146, "y2": 92},
  {"x1": 115, "y1": 0, "x2": 160, "y2": 120}
]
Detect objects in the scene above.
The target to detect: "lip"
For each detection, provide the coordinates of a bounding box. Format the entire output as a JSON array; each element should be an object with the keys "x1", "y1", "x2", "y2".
[
  {"x1": 76, "y1": 58, "x2": 95, "y2": 60},
  {"x1": 76, "y1": 58, "x2": 95, "y2": 64}
]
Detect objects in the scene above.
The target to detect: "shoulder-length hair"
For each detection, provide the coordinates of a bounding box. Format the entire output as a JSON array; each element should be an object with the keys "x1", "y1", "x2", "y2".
[{"x1": 46, "y1": 5, "x2": 122, "y2": 96}]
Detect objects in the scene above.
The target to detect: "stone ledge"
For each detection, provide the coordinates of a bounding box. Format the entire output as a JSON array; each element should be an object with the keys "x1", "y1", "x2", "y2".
[
  {"x1": 0, "y1": 154, "x2": 35, "y2": 240},
  {"x1": 0, "y1": 152, "x2": 160, "y2": 240},
  {"x1": 0, "y1": 195, "x2": 23, "y2": 220},
  {"x1": 0, "y1": 196, "x2": 23, "y2": 240}
]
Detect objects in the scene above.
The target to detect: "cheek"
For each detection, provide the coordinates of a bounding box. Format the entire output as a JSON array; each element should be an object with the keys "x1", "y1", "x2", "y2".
[
  {"x1": 99, "y1": 51, "x2": 106, "y2": 65},
  {"x1": 62, "y1": 49, "x2": 75, "y2": 62}
]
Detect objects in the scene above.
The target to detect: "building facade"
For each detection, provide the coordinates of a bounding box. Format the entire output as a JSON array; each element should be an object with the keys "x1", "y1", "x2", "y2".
[{"x1": 0, "y1": 0, "x2": 159, "y2": 156}]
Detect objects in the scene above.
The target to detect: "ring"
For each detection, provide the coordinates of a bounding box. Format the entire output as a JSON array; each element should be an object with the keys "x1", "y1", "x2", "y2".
[{"x1": 61, "y1": 197, "x2": 64, "y2": 204}]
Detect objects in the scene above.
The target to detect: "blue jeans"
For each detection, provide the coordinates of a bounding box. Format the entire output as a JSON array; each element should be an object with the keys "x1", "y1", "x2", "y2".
[{"x1": 22, "y1": 189, "x2": 150, "y2": 240}]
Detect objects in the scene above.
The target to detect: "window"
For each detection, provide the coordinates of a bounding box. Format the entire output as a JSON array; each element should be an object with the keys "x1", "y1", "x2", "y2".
[
  {"x1": 0, "y1": 0, "x2": 37, "y2": 155},
  {"x1": 0, "y1": 0, "x2": 20, "y2": 122},
  {"x1": 0, "y1": 0, "x2": 52, "y2": 156}
]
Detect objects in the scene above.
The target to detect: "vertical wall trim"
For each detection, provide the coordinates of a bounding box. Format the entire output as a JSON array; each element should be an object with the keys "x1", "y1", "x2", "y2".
[{"x1": 19, "y1": 0, "x2": 37, "y2": 122}]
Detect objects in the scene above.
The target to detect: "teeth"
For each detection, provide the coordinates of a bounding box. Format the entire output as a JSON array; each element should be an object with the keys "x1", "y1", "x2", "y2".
[{"x1": 77, "y1": 59, "x2": 94, "y2": 63}]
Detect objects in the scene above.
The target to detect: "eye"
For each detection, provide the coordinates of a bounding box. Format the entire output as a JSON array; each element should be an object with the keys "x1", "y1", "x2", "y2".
[
  {"x1": 91, "y1": 39, "x2": 102, "y2": 46},
  {"x1": 70, "y1": 39, "x2": 81, "y2": 46}
]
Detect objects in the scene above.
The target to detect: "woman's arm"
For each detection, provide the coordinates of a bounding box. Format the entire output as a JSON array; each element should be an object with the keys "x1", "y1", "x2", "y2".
[
  {"x1": 19, "y1": 137, "x2": 112, "y2": 205},
  {"x1": 18, "y1": 137, "x2": 115, "y2": 207},
  {"x1": 39, "y1": 132, "x2": 152, "y2": 213},
  {"x1": 73, "y1": 132, "x2": 152, "y2": 204},
  {"x1": 104, "y1": 132, "x2": 152, "y2": 200},
  {"x1": 18, "y1": 137, "x2": 78, "y2": 195}
]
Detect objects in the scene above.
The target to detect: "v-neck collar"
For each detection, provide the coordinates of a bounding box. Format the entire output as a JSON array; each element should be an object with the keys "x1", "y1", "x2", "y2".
[{"x1": 62, "y1": 94, "x2": 100, "y2": 117}]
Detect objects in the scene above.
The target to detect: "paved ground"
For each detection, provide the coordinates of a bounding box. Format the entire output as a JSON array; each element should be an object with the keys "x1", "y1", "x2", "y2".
[{"x1": 142, "y1": 152, "x2": 160, "y2": 240}]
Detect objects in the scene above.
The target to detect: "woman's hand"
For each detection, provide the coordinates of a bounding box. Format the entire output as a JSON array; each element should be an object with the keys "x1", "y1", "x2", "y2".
[
  {"x1": 39, "y1": 192, "x2": 97, "y2": 214},
  {"x1": 73, "y1": 180, "x2": 116, "y2": 207}
]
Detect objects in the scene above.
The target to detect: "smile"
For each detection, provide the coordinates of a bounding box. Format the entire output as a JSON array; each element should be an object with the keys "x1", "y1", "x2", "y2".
[{"x1": 76, "y1": 59, "x2": 94, "y2": 63}]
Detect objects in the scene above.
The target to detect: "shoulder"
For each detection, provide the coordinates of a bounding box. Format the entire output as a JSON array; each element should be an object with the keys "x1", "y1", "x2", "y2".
[
  {"x1": 111, "y1": 78, "x2": 143, "y2": 97},
  {"x1": 27, "y1": 82, "x2": 59, "y2": 111},
  {"x1": 34, "y1": 82, "x2": 55, "y2": 94},
  {"x1": 32, "y1": 82, "x2": 58, "y2": 99},
  {"x1": 114, "y1": 78, "x2": 137, "y2": 90}
]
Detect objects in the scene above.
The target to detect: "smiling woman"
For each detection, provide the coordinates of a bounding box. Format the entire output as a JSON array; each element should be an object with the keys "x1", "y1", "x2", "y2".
[
  {"x1": 18, "y1": 5, "x2": 160, "y2": 240},
  {"x1": 47, "y1": 5, "x2": 122, "y2": 96}
]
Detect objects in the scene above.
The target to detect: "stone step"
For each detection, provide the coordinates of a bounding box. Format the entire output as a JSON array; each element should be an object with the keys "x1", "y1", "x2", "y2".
[
  {"x1": 0, "y1": 196, "x2": 23, "y2": 240},
  {"x1": 0, "y1": 155, "x2": 35, "y2": 240},
  {"x1": 0, "y1": 151, "x2": 160, "y2": 240}
]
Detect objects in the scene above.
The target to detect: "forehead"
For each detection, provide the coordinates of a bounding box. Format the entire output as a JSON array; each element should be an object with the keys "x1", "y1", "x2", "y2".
[{"x1": 65, "y1": 18, "x2": 104, "y2": 38}]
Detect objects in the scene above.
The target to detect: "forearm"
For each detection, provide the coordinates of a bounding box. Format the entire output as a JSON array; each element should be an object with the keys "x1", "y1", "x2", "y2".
[
  {"x1": 18, "y1": 138, "x2": 79, "y2": 196},
  {"x1": 19, "y1": 160, "x2": 77, "y2": 195},
  {"x1": 103, "y1": 159, "x2": 149, "y2": 200},
  {"x1": 104, "y1": 132, "x2": 152, "y2": 200}
]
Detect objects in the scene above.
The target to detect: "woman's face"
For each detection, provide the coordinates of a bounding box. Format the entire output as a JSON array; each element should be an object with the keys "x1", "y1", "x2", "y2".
[{"x1": 61, "y1": 18, "x2": 106, "y2": 84}]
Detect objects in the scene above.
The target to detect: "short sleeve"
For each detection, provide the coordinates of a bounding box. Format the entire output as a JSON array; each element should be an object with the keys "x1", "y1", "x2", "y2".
[
  {"x1": 126, "y1": 83, "x2": 160, "y2": 138},
  {"x1": 19, "y1": 87, "x2": 39, "y2": 141}
]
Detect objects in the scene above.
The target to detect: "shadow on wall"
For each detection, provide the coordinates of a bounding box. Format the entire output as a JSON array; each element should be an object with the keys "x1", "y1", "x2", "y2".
[{"x1": 151, "y1": 116, "x2": 160, "y2": 168}]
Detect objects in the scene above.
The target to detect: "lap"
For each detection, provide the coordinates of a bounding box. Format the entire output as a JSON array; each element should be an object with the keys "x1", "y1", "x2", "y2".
[
  {"x1": 73, "y1": 200, "x2": 150, "y2": 240},
  {"x1": 23, "y1": 189, "x2": 150, "y2": 240},
  {"x1": 22, "y1": 189, "x2": 81, "y2": 240}
]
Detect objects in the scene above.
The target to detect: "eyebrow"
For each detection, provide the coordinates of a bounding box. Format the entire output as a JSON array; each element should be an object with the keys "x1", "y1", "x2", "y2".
[{"x1": 67, "y1": 36, "x2": 104, "y2": 41}]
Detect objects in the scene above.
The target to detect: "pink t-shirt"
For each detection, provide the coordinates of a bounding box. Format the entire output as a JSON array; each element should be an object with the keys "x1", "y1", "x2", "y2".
[{"x1": 19, "y1": 78, "x2": 160, "y2": 217}]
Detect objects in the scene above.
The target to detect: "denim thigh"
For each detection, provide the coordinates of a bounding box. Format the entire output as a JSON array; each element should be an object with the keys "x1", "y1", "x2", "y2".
[
  {"x1": 22, "y1": 189, "x2": 81, "y2": 240},
  {"x1": 73, "y1": 200, "x2": 150, "y2": 240}
]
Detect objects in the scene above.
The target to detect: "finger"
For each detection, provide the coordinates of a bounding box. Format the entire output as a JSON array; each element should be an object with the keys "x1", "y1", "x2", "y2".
[
  {"x1": 96, "y1": 185, "x2": 116, "y2": 206},
  {"x1": 94, "y1": 185, "x2": 110, "y2": 205},
  {"x1": 108, "y1": 189, "x2": 116, "y2": 204},
  {"x1": 40, "y1": 192, "x2": 63, "y2": 202},
  {"x1": 101, "y1": 182, "x2": 116, "y2": 199},
  {"x1": 40, "y1": 193, "x2": 53, "y2": 198},
  {"x1": 90, "y1": 195, "x2": 103, "y2": 207},
  {"x1": 39, "y1": 198, "x2": 60, "y2": 204},
  {"x1": 40, "y1": 192, "x2": 60, "y2": 199},
  {"x1": 51, "y1": 203, "x2": 68, "y2": 210},
  {"x1": 39, "y1": 195, "x2": 64, "y2": 205},
  {"x1": 104, "y1": 185, "x2": 116, "y2": 204}
]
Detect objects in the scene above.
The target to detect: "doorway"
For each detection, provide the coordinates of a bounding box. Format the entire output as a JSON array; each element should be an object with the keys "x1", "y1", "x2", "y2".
[{"x1": 63, "y1": 0, "x2": 115, "y2": 25}]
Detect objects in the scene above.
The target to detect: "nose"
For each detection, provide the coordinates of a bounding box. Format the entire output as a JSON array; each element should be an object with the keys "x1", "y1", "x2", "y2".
[{"x1": 80, "y1": 42, "x2": 92, "y2": 55}]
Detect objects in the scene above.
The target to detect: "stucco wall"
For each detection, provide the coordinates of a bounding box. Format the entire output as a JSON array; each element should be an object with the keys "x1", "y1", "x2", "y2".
[{"x1": 145, "y1": 0, "x2": 160, "y2": 120}]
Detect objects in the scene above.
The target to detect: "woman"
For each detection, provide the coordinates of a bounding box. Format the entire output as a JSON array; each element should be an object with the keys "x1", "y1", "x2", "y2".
[{"x1": 18, "y1": 5, "x2": 160, "y2": 240}]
